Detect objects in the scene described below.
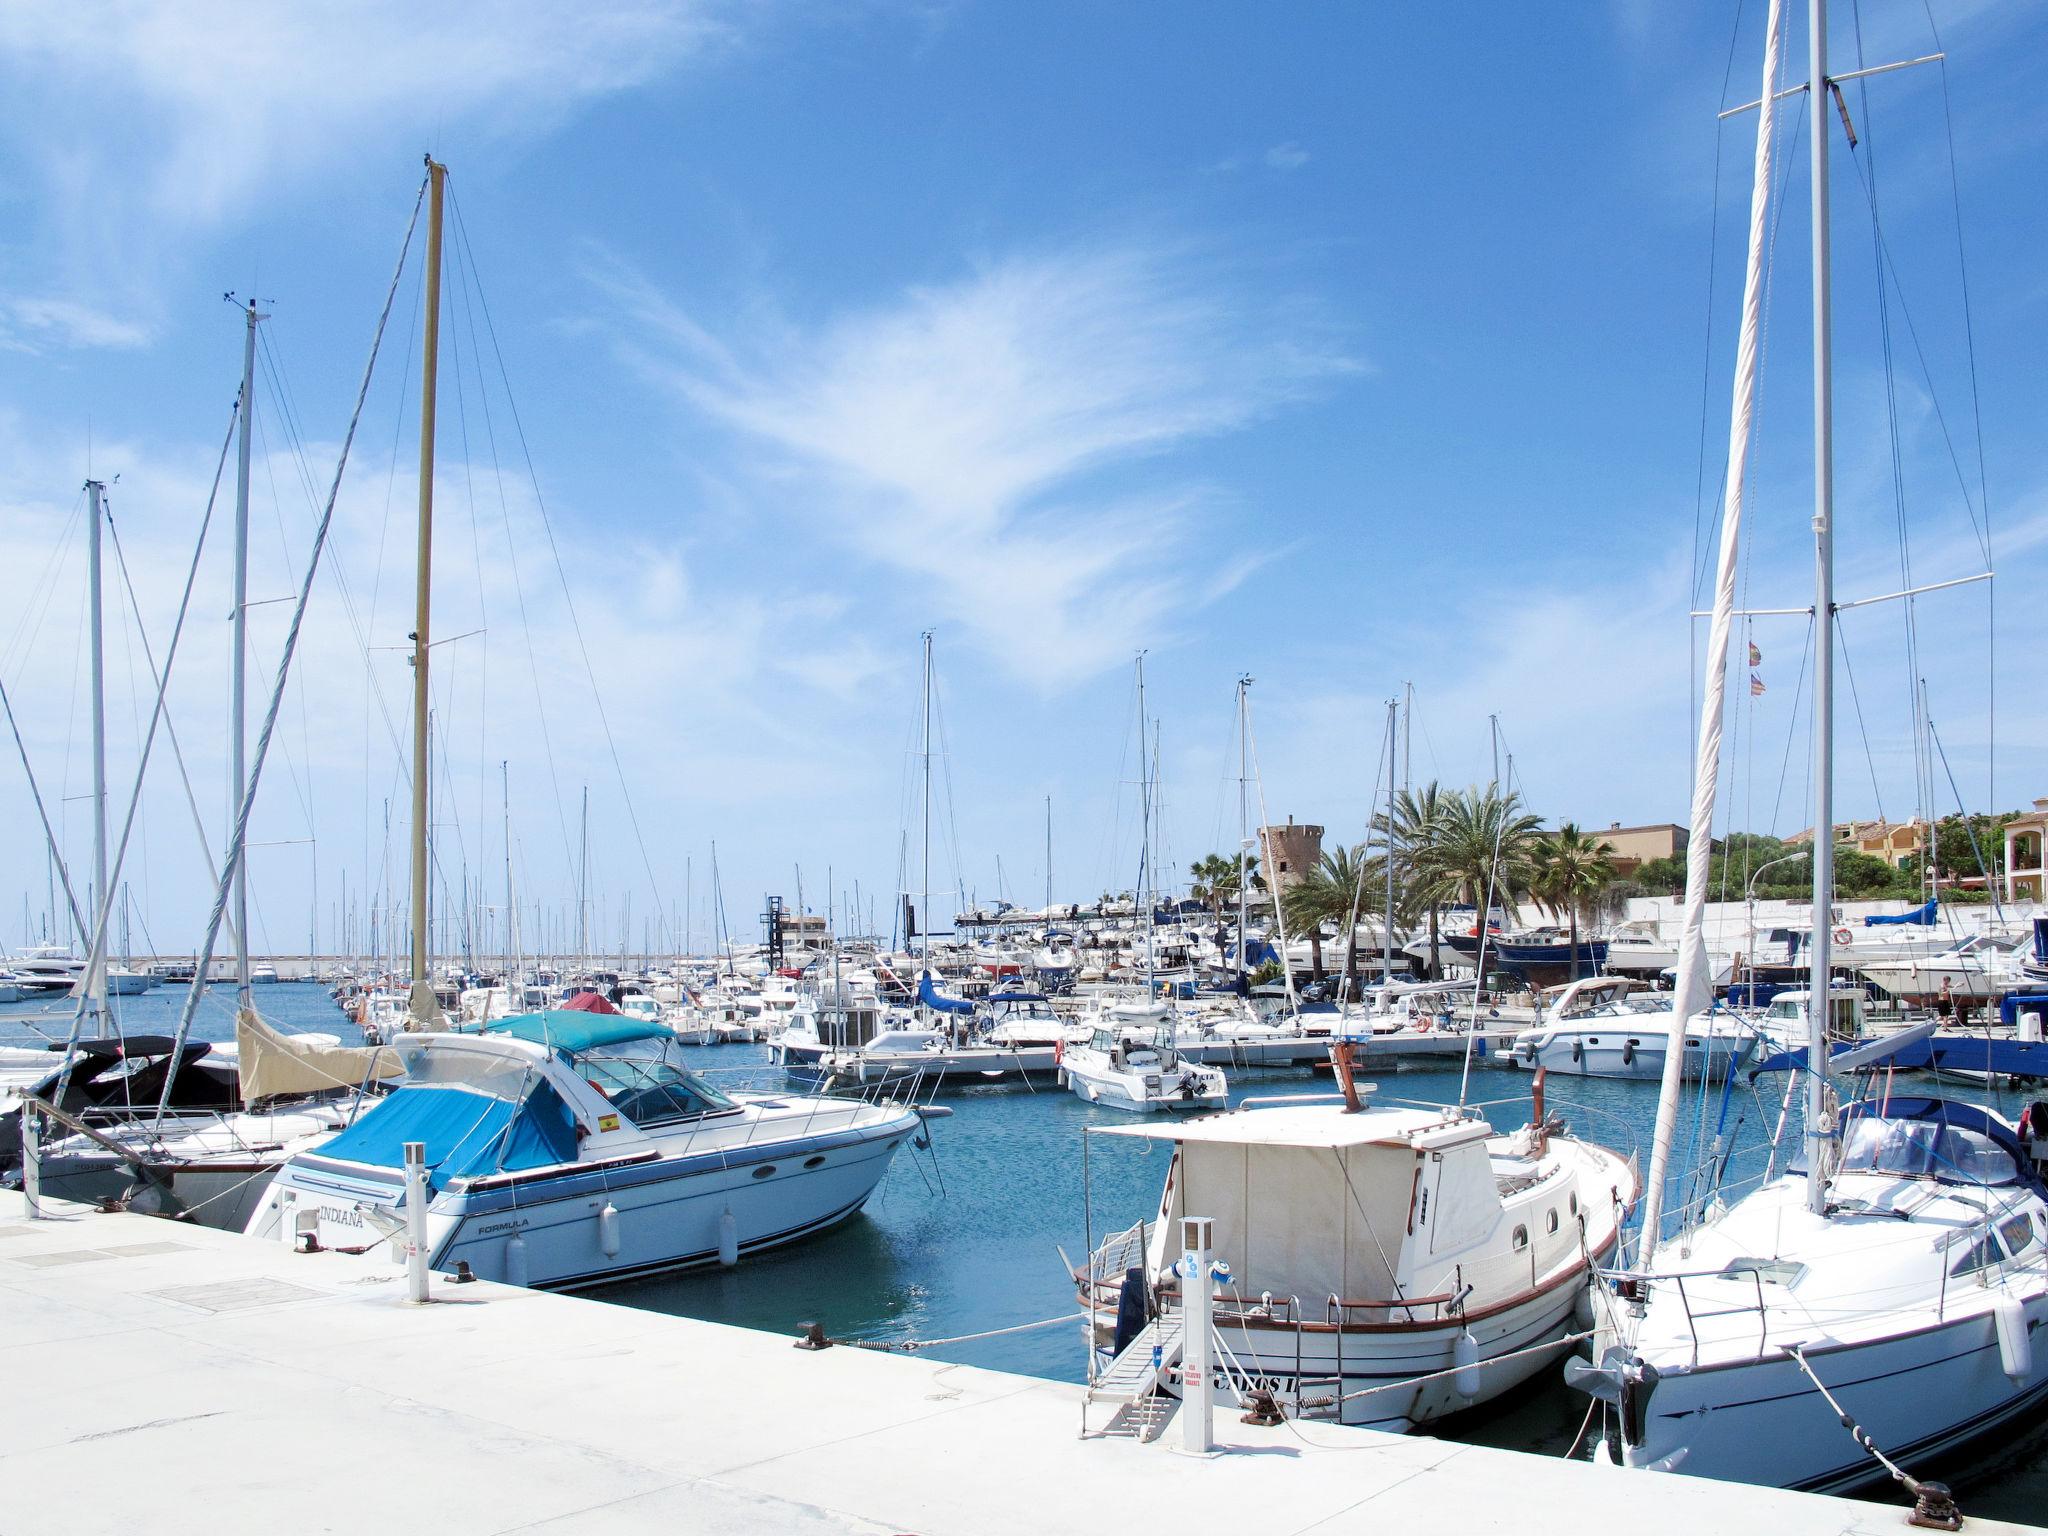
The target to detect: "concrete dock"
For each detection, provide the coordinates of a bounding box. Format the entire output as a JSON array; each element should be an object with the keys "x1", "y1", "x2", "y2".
[{"x1": 3, "y1": 1196, "x2": 2038, "y2": 1535}]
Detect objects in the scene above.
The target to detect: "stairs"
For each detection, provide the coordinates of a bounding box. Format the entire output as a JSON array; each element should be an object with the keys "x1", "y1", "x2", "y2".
[{"x1": 1087, "y1": 1315, "x2": 1185, "y2": 1439}]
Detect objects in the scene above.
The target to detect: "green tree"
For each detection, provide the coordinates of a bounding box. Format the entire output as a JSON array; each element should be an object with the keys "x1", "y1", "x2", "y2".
[
  {"x1": 1373, "y1": 781, "x2": 1453, "y2": 976},
  {"x1": 1189, "y1": 852, "x2": 1263, "y2": 915},
  {"x1": 1281, "y1": 848, "x2": 1363, "y2": 985},
  {"x1": 1529, "y1": 823, "x2": 1618, "y2": 977},
  {"x1": 1408, "y1": 786, "x2": 1543, "y2": 944}
]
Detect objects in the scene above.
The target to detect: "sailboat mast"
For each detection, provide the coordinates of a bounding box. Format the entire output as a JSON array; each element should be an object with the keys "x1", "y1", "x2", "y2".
[
  {"x1": 1136, "y1": 654, "x2": 1153, "y2": 989},
  {"x1": 919, "y1": 631, "x2": 933, "y2": 975},
  {"x1": 231, "y1": 298, "x2": 262, "y2": 1007},
  {"x1": 1384, "y1": 697, "x2": 1397, "y2": 986},
  {"x1": 407, "y1": 157, "x2": 446, "y2": 1022},
  {"x1": 1804, "y1": 0, "x2": 1837, "y2": 1217},
  {"x1": 84, "y1": 480, "x2": 110, "y2": 1028},
  {"x1": 1237, "y1": 676, "x2": 1250, "y2": 992}
]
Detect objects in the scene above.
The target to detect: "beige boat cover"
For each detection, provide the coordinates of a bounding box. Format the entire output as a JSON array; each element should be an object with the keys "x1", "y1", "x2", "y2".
[{"x1": 236, "y1": 1010, "x2": 405, "y2": 1104}]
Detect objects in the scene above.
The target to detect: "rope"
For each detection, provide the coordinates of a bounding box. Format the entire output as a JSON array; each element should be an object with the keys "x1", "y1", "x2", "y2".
[
  {"x1": 1786, "y1": 1342, "x2": 1934, "y2": 1496},
  {"x1": 831, "y1": 1310, "x2": 1085, "y2": 1352}
]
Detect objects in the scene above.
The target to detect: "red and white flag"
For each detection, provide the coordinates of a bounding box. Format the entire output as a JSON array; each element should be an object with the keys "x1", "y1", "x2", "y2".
[{"x1": 1750, "y1": 673, "x2": 1767, "y2": 696}]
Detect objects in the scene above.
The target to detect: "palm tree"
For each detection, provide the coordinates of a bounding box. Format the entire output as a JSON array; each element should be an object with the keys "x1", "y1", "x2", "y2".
[
  {"x1": 1375, "y1": 781, "x2": 1452, "y2": 976},
  {"x1": 1280, "y1": 859, "x2": 1338, "y2": 984},
  {"x1": 1529, "y1": 823, "x2": 1618, "y2": 978},
  {"x1": 1411, "y1": 786, "x2": 1542, "y2": 959},
  {"x1": 1316, "y1": 843, "x2": 1374, "y2": 991},
  {"x1": 1189, "y1": 852, "x2": 1263, "y2": 915}
]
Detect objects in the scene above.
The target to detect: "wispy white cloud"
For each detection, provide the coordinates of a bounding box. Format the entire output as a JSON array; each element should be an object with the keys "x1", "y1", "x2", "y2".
[
  {"x1": 0, "y1": 1, "x2": 747, "y2": 319},
  {"x1": 0, "y1": 297, "x2": 153, "y2": 353},
  {"x1": 1264, "y1": 142, "x2": 1310, "y2": 172},
  {"x1": 602, "y1": 240, "x2": 1359, "y2": 681}
]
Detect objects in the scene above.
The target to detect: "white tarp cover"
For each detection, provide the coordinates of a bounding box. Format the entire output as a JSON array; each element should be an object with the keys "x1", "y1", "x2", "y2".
[
  {"x1": 236, "y1": 1010, "x2": 404, "y2": 1104},
  {"x1": 1181, "y1": 1139, "x2": 1411, "y2": 1302}
]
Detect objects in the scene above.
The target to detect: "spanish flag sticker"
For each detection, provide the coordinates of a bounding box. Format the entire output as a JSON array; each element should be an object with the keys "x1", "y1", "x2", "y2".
[{"x1": 598, "y1": 1114, "x2": 621, "y2": 1133}]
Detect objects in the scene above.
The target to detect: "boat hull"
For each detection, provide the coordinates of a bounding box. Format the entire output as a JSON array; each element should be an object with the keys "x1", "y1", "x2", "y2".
[{"x1": 1614, "y1": 1297, "x2": 2048, "y2": 1493}]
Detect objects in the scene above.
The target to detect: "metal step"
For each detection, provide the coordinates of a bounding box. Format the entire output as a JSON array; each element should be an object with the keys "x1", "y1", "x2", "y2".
[
  {"x1": 1100, "y1": 1395, "x2": 1176, "y2": 1441},
  {"x1": 1088, "y1": 1316, "x2": 1184, "y2": 1405}
]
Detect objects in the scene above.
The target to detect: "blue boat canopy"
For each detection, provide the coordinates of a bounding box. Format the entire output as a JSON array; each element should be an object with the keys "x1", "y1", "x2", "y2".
[
  {"x1": 315, "y1": 1081, "x2": 580, "y2": 1190},
  {"x1": 1865, "y1": 899, "x2": 1937, "y2": 927},
  {"x1": 918, "y1": 972, "x2": 976, "y2": 1015},
  {"x1": 481, "y1": 1010, "x2": 667, "y2": 1054}
]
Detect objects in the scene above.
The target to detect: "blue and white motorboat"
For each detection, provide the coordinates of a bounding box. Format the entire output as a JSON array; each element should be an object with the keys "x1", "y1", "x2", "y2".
[{"x1": 245, "y1": 1010, "x2": 923, "y2": 1290}]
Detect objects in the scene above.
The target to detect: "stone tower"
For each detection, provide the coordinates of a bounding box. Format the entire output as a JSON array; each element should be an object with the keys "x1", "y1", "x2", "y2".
[{"x1": 1258, "y1": 817, "x2": 1324, "y2": 893}]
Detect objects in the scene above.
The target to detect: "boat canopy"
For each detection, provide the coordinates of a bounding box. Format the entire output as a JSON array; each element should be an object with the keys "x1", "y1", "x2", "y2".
[
  {"x1": 482, "y1": 1010, "x2": 668, "y2": 1054},
  {"x1": 1835, "y1": 1096, "x2": 2046, "y2": 1198},
  {"x1": 917, "y1": 972, "x2": 975, "y2": 1015},
  {"x1": 315, "y1": 1080, "x2": 579, "y2": 1190},
  {"x1": 236, "y1": 1011, "x2": 404, "y2": 1103},
  {"x1": 1865, "y1": 899, "x2": 1937, "y2": 927}
]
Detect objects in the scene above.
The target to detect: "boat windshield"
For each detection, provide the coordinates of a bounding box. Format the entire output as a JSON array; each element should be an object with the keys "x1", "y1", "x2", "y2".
[
  {"x1": 572, "y1": 1036, "x2": 737, "y2": 1126},
  {"x1": 1838, "y1": 1117, "x2": 2018, "y2": 1186}
]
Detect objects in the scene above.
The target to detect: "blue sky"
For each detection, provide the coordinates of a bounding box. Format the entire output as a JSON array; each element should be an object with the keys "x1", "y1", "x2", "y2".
[{"x1": 1, "y1": 1, "x2": 2042, "y2": 954}]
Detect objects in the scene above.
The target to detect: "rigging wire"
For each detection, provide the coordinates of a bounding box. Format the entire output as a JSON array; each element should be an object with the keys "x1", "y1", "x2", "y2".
[{"x1": 445, "y1": 182, "x2": 669, "y2": 950}]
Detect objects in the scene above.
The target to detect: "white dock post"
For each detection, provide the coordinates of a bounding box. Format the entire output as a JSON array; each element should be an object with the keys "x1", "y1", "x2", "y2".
[
  {"x1": 1181, "y1": 1215, "x2": 1214, "y2": 1454},
  {"x1": 20, "y1": 1103, "x2": 41, "y2": 1220},
  {"x1": 403, "y1": 1141, "x2": 430, "y2": 1303}
]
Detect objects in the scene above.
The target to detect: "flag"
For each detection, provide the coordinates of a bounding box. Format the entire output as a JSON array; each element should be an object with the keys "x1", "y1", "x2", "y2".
[
  {"x1": 1748, "y1": 641, "x2": 1762, "y2": 665},
  {"x1": 1750, "y1": 673, "x2": 1766, "y2": 696}
]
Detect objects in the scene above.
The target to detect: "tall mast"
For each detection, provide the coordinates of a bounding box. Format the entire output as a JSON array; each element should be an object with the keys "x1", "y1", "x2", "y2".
[
  {"x1": 231, "y1": 297, "x2": 263, "y2": 1008},
  {"x1": 407, "y1": 157, "x2": 446, "y2": 1024},
  {"x1": 919, "y1": 631, "x2": 933, "y2": 975},
  {"x1": 1044, "y1": 795, "x2": 1053, "y2": 922},
  {"x1": 1136, "y1": 653, "x2": 1154, "y2": 989},
  {"x1": 1384, "y1": 697, "x2": 1398, "y2": 987},
  {"x1": 83, "y1": 480, "x2": 110, "y2": 1029},
  {"x1": 577, "y1": 785, "x2": 589, "y2": 969},
  {"x1": 1804, "y1": 0, "x2": 1837, "y2": 1217},
  {"x1": 1236, "y1": 675, "x2": 1250, "y2": 993}
]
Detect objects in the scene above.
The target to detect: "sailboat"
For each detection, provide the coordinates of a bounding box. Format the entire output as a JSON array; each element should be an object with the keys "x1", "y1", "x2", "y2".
[
  {"x1": 1570, "y1": 0, "x2": 2048, "y2": 1496},
  {"x1": 1062, "y1": 656, "x2": 1227, "y2": 1113}
]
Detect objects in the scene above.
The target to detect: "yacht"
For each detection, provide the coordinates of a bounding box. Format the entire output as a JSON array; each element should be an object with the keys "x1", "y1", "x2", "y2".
[
  {"x1": 1508, "y1": 977, "x2": 1760, "y2": 1081},
  {"x1": 1081, "y1": 1060, "x2": 1633, "y2": 1429},
  {"x1": 1059, "y1": 1017, "x2": 1226, "y2": 1113},
  {"x1": 11, "y1": 946, "x2": 84, "y2": 994},
  {"x1": 246, "y1": 1009, "x2": 924, "y2": 1289}
]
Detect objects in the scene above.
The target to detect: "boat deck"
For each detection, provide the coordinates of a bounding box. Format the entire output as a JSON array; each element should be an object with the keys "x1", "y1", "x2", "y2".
[{"x1": 2, "y1": 1196, "x2": 2036, "y2": 1535}]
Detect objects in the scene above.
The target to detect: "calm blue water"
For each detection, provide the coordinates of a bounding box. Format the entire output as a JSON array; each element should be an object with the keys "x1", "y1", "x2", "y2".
[{"x1": 7, "y1": 982, "x2": 2042, "y2": 1519}]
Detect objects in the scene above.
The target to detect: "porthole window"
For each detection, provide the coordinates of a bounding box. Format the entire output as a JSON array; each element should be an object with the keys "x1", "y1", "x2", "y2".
[
  {"x1": 752, "y1": 1164, "x2": 777, "y2": 1180},
  {"x1": 1512, "y1": 1225, "x2": 1529, "y2": 1252},
  {"x1": 803, "y1": 1154, "x2": 827, "y2": 1170},
  {"x1": 1547, "y1": 1209, "x2": 1560, "y2": 1234},
  {"x1": 1569, "y1": 1192, "x2": 1579, "y2": 1216}
]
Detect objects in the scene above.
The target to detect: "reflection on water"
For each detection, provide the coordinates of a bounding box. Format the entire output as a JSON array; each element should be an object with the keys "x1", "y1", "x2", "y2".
[{"x1": 6, "y1": 982, "x2": 2042, "y2": 1518}]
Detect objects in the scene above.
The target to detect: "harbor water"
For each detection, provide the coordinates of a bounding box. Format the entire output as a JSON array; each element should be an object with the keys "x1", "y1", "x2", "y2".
[{"x1": 7, "y1": 980, "x2": 2045, "y2": 1520}]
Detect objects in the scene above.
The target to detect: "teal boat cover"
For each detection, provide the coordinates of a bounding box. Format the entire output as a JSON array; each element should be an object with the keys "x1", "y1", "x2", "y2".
[
  {"x1": 481, "y1": 1009, "x2": 666, "y2": 1054},
  {"x1": 318, "y1": 1081, "x2": 580, "y2": 1189}
]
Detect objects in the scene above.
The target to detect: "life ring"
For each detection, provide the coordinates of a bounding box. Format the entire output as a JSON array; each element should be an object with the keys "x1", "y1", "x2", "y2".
[{"x1": 1833, "y1": 927, "x2": 1853, "y2": 946}]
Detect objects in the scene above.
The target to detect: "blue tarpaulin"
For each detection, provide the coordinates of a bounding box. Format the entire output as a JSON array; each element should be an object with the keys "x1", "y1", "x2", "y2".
[
  {"x1": 318, "y1": 1082, "x2": 579, "y2": 1190},
  {"x1": 918, "y1": 972, "x2": 976, "y2": 1015},
  {"x1": 481, "y1": 1010, "x2": 666, "y2": 1054},
  {"x1": 1865, "y1": 899, "x2": 1937, "y2": 927}
]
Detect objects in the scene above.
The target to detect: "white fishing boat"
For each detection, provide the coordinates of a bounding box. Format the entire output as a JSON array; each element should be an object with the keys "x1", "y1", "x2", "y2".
[
  {"x1": 245, "y1": 1010, "x2": 924, "y2": 1289},
  {"x1": 1080, "y1": 1059, "x2": 1634, "y2": 1430}
]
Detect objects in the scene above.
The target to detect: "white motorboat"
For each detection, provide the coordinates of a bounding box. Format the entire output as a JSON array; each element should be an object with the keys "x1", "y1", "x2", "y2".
[
  {"x1": 245, "y1": 1009, "x2": 925, "y2": 1289},
  {"x1": 11, "y1": 946, "x2": 84, "y2": 994},
  {"x1": 1080, "y1": 1066, "x2": 1634, "y2": 1429},
  {"x1": 1508, "y1": 977, "x2": 1760, "y2": 1081},
  {"x1": 1060, "y1": 1023, "x2": 1225, "y2": 1113}
]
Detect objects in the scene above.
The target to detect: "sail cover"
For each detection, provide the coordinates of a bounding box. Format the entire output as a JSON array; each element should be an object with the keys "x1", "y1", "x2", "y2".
[
  {"x1": 918, "y1": 971, "x2": 975, "y2": 1015},
  {"x1": 1864, "y1": 899, "x2": 1937, "y2": 927},
  {"x1": 236, "y1": 1010, "x2": 405, "y2": 1104}
]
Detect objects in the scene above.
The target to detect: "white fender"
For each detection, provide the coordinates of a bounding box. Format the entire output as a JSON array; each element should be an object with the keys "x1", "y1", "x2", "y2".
[
  {"x1": 1993, "y1": 1294, "x2": 2031, "y2": 1382},
  {"x1": 597, "y1": 1200, "x2": 621, "y2": 1259},
  {"x1": 504, "y1": 1232, "x2": 530, "y2": 1288},
  {"x1": 1453, "y1": 1328, "x2": 1482, "y2": 1399},
  {"x1": 718, "y1": 1208, "x2": 739, "y2": 1268}
]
